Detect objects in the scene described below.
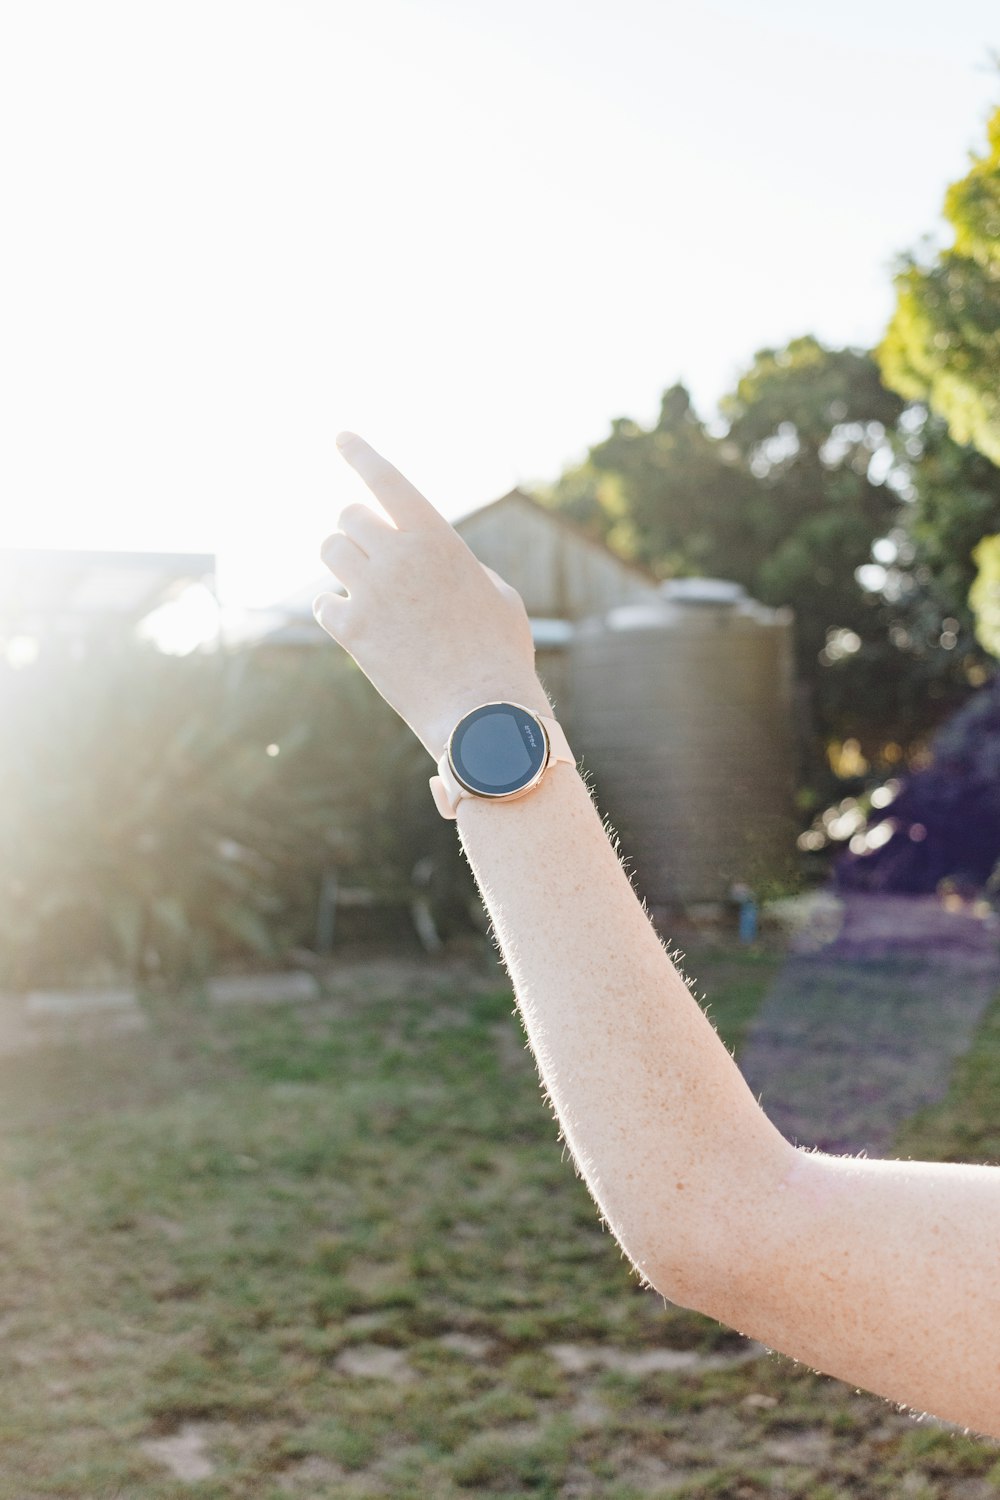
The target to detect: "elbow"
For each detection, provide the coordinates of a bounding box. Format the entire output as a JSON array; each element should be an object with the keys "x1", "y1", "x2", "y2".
[
  {"x1": 626, "y1": 1220, "x2": 738, "y2": 1318},
  {"x1": 645, "y1": 1130, "x2": 801, "y2": 1317},
  {"x1": 646, "y1": 1260, "x2": 721, "y2": 1318}
]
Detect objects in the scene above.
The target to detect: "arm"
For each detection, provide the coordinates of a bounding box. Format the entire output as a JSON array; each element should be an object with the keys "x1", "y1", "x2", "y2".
[
  {"x1": 454, "y1": 750, "x2": 791, "y2": 1306},
  {"x1": 708, "y1": 1147, "x2": 1000, "y2": 1439},
  {"x1": 459, "y1": 757, "x2": 1000, "y2": 1439},
  {"x1": 314, "y1": 432, "x2": 1000, "y2": 1441}
]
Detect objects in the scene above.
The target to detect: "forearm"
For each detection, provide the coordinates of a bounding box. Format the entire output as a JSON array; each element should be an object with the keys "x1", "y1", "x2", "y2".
[
  {"x1": 314, "y1": 434, "x2": 792, "y2": 1310},
  {"x1": 455, "y1": 699, "x2": 793, "y2": 1305}
]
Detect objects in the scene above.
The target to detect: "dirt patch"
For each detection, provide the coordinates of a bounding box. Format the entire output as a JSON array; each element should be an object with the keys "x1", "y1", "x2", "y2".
[
  {"x1": 276, "y1": 1455, "x2": 354, "y2": 1493},
  {"x1": 438, "y1": 1332, "x2": 493, "y2": 1358},
  {"x1": 140, "y1": 1422, "x2": 215, "y2": 1481},
  {"x1": 545, "y1": 1340, "x2": 768, "y2": 1376},
  {"x1": 331, "y1": 1344, "x2": 415, "y2": 1383}
]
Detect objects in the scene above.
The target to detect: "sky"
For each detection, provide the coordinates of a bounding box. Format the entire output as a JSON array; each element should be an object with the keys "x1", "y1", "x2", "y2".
[{"x1": 2, "y1": 0, "x2": 998, "y2": 607}]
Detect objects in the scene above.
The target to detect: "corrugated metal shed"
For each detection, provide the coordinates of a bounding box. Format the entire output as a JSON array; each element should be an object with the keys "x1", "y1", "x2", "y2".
[
  {"x1": 453, "y1": 489, "x2": 664, "y2": 721},
  {"x1": 452, "y1": 489, "x2": 662, "y2": 620}
]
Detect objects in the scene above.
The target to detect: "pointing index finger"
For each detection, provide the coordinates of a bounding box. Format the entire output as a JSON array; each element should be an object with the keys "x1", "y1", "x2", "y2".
[{"x1": 335, "y1": 432, "x2": 442, "y2": 531}]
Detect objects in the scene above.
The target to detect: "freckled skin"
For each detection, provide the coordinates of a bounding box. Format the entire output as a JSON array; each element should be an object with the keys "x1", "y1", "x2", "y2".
[{"x1": 458, "y1": 759, "x2": 792, "y2": 1296}]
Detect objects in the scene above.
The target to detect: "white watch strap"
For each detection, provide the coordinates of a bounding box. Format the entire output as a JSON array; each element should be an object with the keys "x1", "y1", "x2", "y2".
[{"x1": 429, "y1": 711, "x2": 574, "y2": 820}]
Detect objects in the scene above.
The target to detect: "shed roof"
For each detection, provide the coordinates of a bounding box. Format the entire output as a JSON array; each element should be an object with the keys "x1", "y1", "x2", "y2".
[
  {"x1": 235, "y1": 485, "x2": 662, "y2": 648},
  {"x1": 452, "y1": 487, "x2": 661, "y2": 590},
  {"x1": 450, "y1": 487, "x2": 664, "y2": 622}
]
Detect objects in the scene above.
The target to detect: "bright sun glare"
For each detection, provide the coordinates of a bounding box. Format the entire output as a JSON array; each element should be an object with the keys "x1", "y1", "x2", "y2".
[{"x1": 1, "y1": 1, "x2": 998, "y2": 607}]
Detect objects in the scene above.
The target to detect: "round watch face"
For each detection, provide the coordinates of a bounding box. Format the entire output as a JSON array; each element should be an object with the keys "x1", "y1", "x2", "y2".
[{"x1": 448, "y1": 702, "x2": 549, "y2": 798}]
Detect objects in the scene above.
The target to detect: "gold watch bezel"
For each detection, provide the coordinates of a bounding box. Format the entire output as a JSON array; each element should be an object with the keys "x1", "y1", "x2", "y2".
[{"x1": 446, "y1": 701, "x2": 552, "y2": 803}]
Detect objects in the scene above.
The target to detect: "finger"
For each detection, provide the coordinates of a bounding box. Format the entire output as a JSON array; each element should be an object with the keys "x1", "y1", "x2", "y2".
[
  {"x1": 335, "y1": 431, "x2": 444, "y2": 531},
  {"x1": 313, "y1": 590, "x2": 349, "y2": 640},
  {"x1": 319, "y1": 531, "x2": 367, "y2": 593},
  {"x1": 337, "y1": 501, "x2": 397, "y2": 556}
]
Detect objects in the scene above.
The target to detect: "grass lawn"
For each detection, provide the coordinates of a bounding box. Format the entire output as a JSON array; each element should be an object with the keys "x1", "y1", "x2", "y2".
[{"x1": 0, "y1": 935, "x2": 998, "y2": 1498}]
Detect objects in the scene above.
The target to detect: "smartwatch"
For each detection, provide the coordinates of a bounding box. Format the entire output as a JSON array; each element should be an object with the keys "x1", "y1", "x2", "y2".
[{"x1": 429, "y1": 701, "x2": 575, "y2": 819}]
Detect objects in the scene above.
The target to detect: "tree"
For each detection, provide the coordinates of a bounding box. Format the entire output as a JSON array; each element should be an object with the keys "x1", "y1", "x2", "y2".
[
  {"x1": 970, "y1": 533, "x2": 1000, "y2": 659},
  {"x1": 534, "y1": 384, "x2": 758, "y2": 582},
  {"x1": 870, "y1": 404, "x2": 1000, "y2": 676},
  {"x1": 715, "y1": 335, "x2": 998, "y2": 774},
  {"x1": 716, "y1": 336, "x2": 905, "y2": 686},
  {"x1": 876, "y1": 98, "x2": 1000, "y2": 466},
  {"x1": 535, "y1": 329, "x2": 1000, "y2": 811},
  {"x1": 861, "y1": 89, "x2": 1000, "y2": 743},
  {"x1": 537, "y1": 341, "x2": 918, "y2": 789}
]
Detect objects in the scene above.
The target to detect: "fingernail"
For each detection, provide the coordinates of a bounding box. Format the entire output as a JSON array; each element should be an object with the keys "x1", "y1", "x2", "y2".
[{"x1": 335, "y1": 431, "x2": 358, "y2": 450}]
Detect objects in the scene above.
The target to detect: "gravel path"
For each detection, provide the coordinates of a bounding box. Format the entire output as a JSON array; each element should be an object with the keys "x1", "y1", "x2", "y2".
[{"x1": 737, "y1": 887, "x2": 1000, "y2": 1157}]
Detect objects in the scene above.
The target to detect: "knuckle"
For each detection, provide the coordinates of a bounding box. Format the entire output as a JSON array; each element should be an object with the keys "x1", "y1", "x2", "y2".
[
  {"x1": 335, "y1": 501, "x2": 367, "y2": 531},
  {"x1": 339, "y1": 502, "x2": 373, "y2": 528},
  {"x1": 320, "y1": 531, "x2": 349, "y2": 564}
]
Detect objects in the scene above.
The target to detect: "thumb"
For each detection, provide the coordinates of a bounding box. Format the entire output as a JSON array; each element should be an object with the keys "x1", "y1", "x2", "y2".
[{"x1": 313, "y1": 591, "x2": 349, "y2": 639}]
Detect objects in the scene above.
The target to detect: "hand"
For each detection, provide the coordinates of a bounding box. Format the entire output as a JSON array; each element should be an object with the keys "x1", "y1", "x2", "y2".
[{"x1": 314, "y1": 433, "x2": 551, "y2": 762}]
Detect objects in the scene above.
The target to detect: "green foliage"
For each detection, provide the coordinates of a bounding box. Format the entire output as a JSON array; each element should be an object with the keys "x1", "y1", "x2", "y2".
[
  {"x1": 970, "y1": 533, "x2": 1000, "y2": 658},
  {"x1": 537, "y1": 343, "x2": 906, "y2": 796},
  {"x1": 843, "y1": 404, "x2": 1000, "y2": 738},
  {"x1": 536, "y1": 382, "x2": 759, "y2": 585},
  {"x1": 876, "y1": 100, "x2": 1000, "y2": 466},
  {"x1": 889, "y1": 407, "x2": 1000, "y2": 619},
  {"x1": 0, "y1": 639, "x2": 449, "y2": 989},
  {"x1": 536, "y1": 324, "x2": 1000, "y2": 806},
  {"x1": 717, "y1": 337, "x2": 904, "y2": 653}
]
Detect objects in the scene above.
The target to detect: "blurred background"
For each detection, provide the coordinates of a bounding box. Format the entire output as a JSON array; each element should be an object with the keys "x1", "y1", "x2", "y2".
[
  {"x1": 4, "y1": 7, "x2": 1000, "y2": 1492},
  {"x1": 2, "y1": 0, "x2": 999, "y2": 989}
]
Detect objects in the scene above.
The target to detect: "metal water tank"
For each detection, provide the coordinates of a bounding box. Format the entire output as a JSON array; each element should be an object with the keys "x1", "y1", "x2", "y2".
[{"x1": 567, "y1": 578, "x2": 799, "y2": 913}]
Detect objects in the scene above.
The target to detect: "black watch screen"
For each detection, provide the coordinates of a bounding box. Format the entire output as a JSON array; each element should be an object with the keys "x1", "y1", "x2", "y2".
[{"x1": 448, "y1": 703, "x2": 548, "y2": 797}]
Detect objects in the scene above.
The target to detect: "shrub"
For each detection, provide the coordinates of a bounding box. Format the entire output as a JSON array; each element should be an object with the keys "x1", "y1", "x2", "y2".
[{"x1": 0, "y1": 639, "x2": 458, "y2": 988}]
